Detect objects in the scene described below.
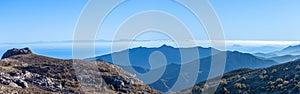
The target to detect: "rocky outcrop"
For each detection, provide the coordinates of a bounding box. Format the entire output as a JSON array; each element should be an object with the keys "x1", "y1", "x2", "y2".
[
  {"x1": 27, "y1": 75, "x2": 64, "y2": 92},
  {"x1": 0, "y1": 48, "x2": 161, "y2": 93},
  {"x1": 1, "y1": 48, "x2": 32, "y2": 59},
  {"x1": 0, "y1": 70, "x2": 64, "y2": 91},
  {"x1": 0, "y1": 70, "x2": 64, "y2": 93},
  {"x1": 0, "y1": 71, "x2": 29, "y2": 88}
]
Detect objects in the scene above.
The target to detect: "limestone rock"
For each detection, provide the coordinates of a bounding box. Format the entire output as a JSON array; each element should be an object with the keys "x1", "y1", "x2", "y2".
[{"x1": 1, "y1": 48, "x2": 32, "y2": 59}]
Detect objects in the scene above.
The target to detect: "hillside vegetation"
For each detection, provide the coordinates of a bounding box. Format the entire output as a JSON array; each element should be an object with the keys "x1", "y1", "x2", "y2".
[{"x1": 191, "y1": 60, "x2": 300, "y2": 94}]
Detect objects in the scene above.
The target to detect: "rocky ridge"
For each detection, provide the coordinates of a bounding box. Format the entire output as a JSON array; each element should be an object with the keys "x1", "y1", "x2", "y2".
[
  {"x1": 0, "y1": 48, "x2": 161, "y2": 93},
  {"x1": 1, "y1": 48, "x2": 32, "y2": 59}
]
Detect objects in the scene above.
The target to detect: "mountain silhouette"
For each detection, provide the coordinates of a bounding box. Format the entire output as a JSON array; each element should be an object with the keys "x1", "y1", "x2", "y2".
[
  {"x1": 267, "y1": 55, "x2": 300, "y2": 63},
  {"x1": 254, "y1": 45, "x2": 300, "y2": 63},
  {"x1": 147, "y1": 51, "x2": 277, "y2": 92},
  {"x1": 89, "y1": 44, "x2": 220, "y2": 69},
  {"x1": 91, "y1": 46, "x2": 278, "y2": 92}
]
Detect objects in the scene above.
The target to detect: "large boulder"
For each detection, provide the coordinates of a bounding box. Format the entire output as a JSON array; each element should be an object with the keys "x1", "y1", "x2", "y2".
[{"x1": 1, "y1": 48, "x2": 32, "y2": 59}]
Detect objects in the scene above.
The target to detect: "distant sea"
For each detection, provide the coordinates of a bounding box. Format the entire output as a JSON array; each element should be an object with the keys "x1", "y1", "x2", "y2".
[
  {"x1": 0, "y1": 40, "x2": 179, "y2": 59},
  {"x1": 0, "y1": 40, "x2": 291, "y2": 59}
]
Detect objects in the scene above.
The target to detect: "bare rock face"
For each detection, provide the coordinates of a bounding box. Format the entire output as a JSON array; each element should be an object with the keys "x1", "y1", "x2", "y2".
[
  {"x1": 1, "y1": 48, "x2": 32, "y2": 59},
  {"x1": 0, "y1": 71, "x2": 29, "y2": 89}
]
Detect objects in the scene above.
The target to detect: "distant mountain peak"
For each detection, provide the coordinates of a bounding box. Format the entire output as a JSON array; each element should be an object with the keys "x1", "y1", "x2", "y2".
[
  {"x1": 231, "y1": 44, "x2": 243, "y2": 47},
  {"x1": 159, "y1": 44, "x2": 174, "y2": 48},
  {"x1": 283, "y1": 44, "x2": 300, "y2": 50},
  {"x1": 1, "y1": 47, "x2": 32, "y2": 59}
]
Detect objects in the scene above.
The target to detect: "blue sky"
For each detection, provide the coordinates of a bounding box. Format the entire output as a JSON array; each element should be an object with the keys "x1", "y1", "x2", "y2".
[
  {"x1": 0, "y1": 0, "x2": 300, "y2": 43},
  {"x1": 0, "y1": 0, "x2": 88, "y2": 43}
]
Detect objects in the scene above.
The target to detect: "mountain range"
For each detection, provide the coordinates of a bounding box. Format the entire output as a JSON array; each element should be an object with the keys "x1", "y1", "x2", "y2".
[
  {"x1": 227, "y1": 44, "x2": 283, "y2": 54},
  {"x1": 273, "y1": 45, "x2": 300, "y2": 56},
  {"x1": 91, "y1": 45, "x2": 279, "y2": 92},
  {"x1": 2, "y1": 44, "x2": 300, "y2": 93},
  {"x1": 147, "y1": 51, "x2": 277, "y2": 92},
  {"x1": 88, "y1": 44, "x2": 219, "y2": 69},
  {"x1": 254, "y1": 45, "x2": 300, "y2": 63}
]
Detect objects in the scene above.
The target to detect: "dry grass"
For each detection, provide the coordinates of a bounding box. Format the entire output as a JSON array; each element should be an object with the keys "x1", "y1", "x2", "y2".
[{"x1": 0, "y1": 66, "x2": 18, "y2": 72}]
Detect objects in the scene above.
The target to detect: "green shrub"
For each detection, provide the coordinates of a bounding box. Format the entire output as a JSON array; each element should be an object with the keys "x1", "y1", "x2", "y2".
[
  {"x1": 296, "y1": 82, "x2": 300, "y2": 88},
  {"x1": 276, "y1": 78, "x2": 283, "y2": 83},
  {"x1": 242, "y1": 77, "x2": 247, "y2": 81},
  {"x1": 194, "y1": 86, "x2": 203, "y2": 92},
  {"x1": 277, "y1": 84, "x2": 283, "y2": 89},
  {"x1": 296, "y1": 65, "x2": 300, "y2": 70},
  {"x1": 283, "y1": 81, "x2": 289, "y2": 85},
  {"x1": 268, "y1": 81, "x2": 275, "y2": 85},
  {"x1": 259, "y1": 75, "x2": 268, "y2": 80},
  {"x1": 241, "y1": 84, "x2": 247, "y2": 89},
  {"x1": 222, "y1": 87, "x2": 230, "y2": 94},
  {"x1": 271, "y1": 69, "x2": 277, "y2": 73},
  {"x1": 234, "y1": 83, "x2": 247, "y2": 89},
  {"x1": 270, "y1": 85, "x2": 275, "y2": 90},
  {"x1": 204, "y1": 84, "x2": 209, "y2": 89},
  {"x1": 236, "y1": 75, "x2": 241, "y2": 79},
  {"x1": 262, "y1": 70, "x2": 267, "y2": 75},
  {"x1": 237, "y1": 90, "x2": 242, "y2": 94},
  {"x1": 234, "y1": 83, "x2": 242, "y2": 89},
  {"x1": 220, "y1": 79, "x2": 228, "y2": 85}
]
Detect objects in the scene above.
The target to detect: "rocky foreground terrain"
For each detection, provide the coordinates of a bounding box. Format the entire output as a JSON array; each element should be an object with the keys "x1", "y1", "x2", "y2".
[
  {"x1": 0, "y1": 48, "x2": 161, "y2": 94},
  {"x1": 190, "y1": 59, "x2": 300, "y2": 94}
]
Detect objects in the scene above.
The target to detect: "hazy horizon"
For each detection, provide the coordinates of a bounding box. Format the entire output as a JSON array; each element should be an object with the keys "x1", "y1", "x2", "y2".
[{"x1": 0, "y1": 39, "x2": 297, "y2": 59}]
